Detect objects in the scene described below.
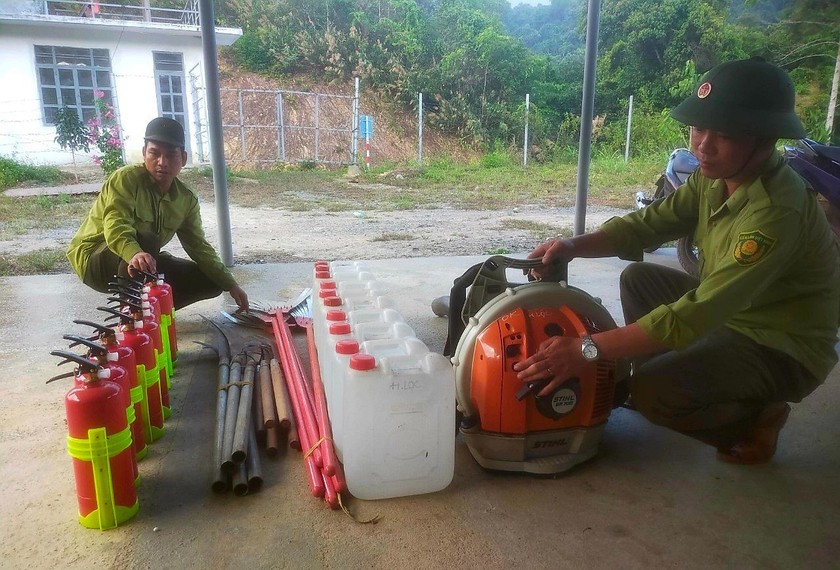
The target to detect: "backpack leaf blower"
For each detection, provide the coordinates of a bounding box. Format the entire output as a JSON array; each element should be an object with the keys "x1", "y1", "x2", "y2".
[{"x1": 445, "y1": 256, "x2": 629, "y2": 474}]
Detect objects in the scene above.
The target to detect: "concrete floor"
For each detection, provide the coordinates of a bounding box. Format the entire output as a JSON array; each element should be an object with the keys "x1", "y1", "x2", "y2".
[{"x1": 1, "y1": 251, "x2": 838, "y2": 569}]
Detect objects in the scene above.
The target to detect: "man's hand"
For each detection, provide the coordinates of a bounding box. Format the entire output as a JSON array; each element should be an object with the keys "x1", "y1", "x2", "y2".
[
  {"x1": 526, "y1": 238, "x2": 575, "y2": 280},
  {"x1": 513, "y1": 335, "x2": 587, "y2": 397},
  {"x1": 229, "y1": 285, "x2": 249, "y2": 313},
  {"x1": 128, "y1": 252, "x2": 157, "y2": 277}
]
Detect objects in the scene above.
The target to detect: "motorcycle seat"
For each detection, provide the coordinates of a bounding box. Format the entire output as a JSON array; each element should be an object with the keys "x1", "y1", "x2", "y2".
[{"x1": 804, "y1": 139, "x2": 840, "y2": 165}]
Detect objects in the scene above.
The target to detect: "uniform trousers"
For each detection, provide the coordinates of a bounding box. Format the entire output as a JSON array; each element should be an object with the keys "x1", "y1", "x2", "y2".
[
  {"x1": 619, "y1": 262, "x2": 819, "y2": 448},
  {"x1": 82, "y1": 232, "x2": 223, "y2": 311}
]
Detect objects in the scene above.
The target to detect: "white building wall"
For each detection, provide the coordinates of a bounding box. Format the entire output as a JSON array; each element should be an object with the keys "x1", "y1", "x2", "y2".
[
  {"x1": 109, "y1": 36, "x2": 205, "y2": 164},
  {"x1": 0, "y1": 21, "x2": 218, "y2": 166},
  {"x1": 0, "y1": 27, "x2": 69, "y2": 165}
]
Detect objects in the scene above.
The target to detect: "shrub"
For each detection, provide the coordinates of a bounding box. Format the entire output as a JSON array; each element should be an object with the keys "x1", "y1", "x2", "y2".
[
  {"x1": 480, "y1": 149, "x2": 513, "y2": 169},
  {"x1": 87, "y1": 92, "x2": 125, "y2": 176},
  {"x1": 0, "y1": 157, "x2": 63, "y2": 190},
  {"x1": 53, "y1": 106, "x2": 90, "y2": 181},
  {"x1": 594, "y1": 110, "x2": 689, "y2": 157}
]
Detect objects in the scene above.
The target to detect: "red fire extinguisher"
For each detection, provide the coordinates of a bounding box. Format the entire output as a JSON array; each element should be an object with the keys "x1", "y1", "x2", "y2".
[
  {"x1": 48, "y1": 351, "x2": 139, "y2": 530},
  {"x1": 98, "y1": 306, "x2": 165, "y2": 442},
  {"x1": 107, "y1": 292, "x2": 171, "y2": 421},
  {"x1": 110, "y1": 280, "x2": 170, "y2": 400},
  {"x1": 138, "y1": 270, "x2": 178, "y2": 375},
  {"x1": 72, "y1": 320, "x2": 148, "y2": 460},
  {"x1": 139, "y1": 296, "x2": 170, "y2": 419},
  {"x1": 139, "y1": 291, "x2": 172, "y2": 418},
  {"x1": 63, "y1": 335, "x2": 144, "y2": 475}
]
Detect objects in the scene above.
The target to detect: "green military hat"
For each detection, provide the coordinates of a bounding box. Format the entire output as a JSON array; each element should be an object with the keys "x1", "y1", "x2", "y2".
[
  {"x1": 670, "y1": 57, "x2": 806, "y2": 139},
  {"x1": 144, "y1": 117, "x2": 186, "y2": 149}
]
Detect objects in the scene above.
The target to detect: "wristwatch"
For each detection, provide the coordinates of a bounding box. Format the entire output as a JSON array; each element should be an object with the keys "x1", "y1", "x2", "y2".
[{"x1": 580, "y1": 335, "x2": 600, "y2": 362}]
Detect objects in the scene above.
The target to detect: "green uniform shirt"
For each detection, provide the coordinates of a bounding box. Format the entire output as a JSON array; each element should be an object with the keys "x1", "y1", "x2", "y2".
[
  {"x1": 67, "y1": 164, "x2": 237, "y2": 291},
  {"x1": 601, "y1": 152, "x2": 840, "y2": 381}
]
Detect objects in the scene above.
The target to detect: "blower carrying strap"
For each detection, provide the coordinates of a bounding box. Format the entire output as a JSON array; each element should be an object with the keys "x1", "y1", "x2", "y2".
[{"x1": 443, "y1": 256, "x2": 568, "y2": 356}]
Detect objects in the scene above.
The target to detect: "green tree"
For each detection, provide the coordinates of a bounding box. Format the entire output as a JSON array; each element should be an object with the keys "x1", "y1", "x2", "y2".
[
  {"x1": 503, "y1": 0, "x2": 584, "y2": 58},
  {"x1": 766, "y1": 0, "x2": 840, "y2": 140},
  {"x1": 596, "y1": 0, "x2": 744, "y2": 116},
  {"x1": 53, "y1": 107, "x2": 90, "y2": 183}
]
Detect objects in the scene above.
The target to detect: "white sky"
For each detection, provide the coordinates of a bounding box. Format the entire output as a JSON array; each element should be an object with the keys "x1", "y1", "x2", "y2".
[{"x1": 509, "y1": 0, "x2": 551, "y2": 6}]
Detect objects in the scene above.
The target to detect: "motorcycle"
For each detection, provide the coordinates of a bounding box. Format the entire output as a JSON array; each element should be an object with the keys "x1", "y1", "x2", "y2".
[
  {"x1": 635, "y1": 140, "x2": 840, "y2": 276},
  {"x1": 634, "y1": 148, "x2": 700, "y2": 274}
]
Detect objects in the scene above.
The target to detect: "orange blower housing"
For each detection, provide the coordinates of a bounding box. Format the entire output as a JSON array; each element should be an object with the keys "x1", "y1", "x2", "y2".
[{"x1": 453, "y1": 280, "x2": 627, "y2": 474}]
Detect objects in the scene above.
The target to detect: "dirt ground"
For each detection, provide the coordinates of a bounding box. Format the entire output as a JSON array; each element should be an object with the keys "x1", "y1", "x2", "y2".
[{"x1": 0, "y1": 191, "x2": 630, "y2": 264}]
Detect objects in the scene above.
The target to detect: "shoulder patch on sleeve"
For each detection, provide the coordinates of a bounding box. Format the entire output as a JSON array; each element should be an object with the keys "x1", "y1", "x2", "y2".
[{"x1": 733, "y1": 230, "x2": 776, "y2": 266}]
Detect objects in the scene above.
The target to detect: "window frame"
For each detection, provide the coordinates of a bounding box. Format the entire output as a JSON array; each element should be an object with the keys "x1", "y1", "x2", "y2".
[
  {"x1": 34, "y1": 45, "x2": 116, "y2": 126},
  {"x1": 153, "y1": 51, "x2": 190, "y2": 158}
]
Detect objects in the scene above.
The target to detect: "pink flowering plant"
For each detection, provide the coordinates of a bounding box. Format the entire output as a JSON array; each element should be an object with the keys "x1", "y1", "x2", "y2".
[{"x1": 87, "y1": 91, "x2": 125, "y2": 176}]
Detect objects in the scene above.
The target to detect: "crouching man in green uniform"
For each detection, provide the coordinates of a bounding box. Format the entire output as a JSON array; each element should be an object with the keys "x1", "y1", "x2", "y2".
[
  {"x1": 67, "y1": 117, "x2": 250, "y2": 312},
  {"x1": 514, "y1": 57, "x2": 840, "y2": 464}
]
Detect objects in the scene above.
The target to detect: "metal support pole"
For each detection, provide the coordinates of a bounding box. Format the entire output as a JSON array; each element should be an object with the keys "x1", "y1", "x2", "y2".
[
  {"x1": 275, "y1": 92, "x2": 282, "y2": 161},
  {"x1": 352, "y1": 77, "x2": 360, "y2": 165},
  {"x1": 574, "y1": 0, "x2": 601, "y2": 237},
  {"x1": 365, "y1": 120, "x2": 371, "y2": 171},
  {"x1": 624, "y1": 94, "x2": 634, "y2": 162},
  {"x1": 826, "y1": 34, "x2": 839, "y2": 136},
  {"x1": 418, "y1": 92, "x2": 423, "y2": 166},
  {"x1": 238, "y1": 91, "x2": 245, "y2": 161},
  {"x1": 523, "y1": 93, "x2": 530, "y2": 168},
  {"x1": 314, "y1": 94, "x2": 320, "y2": 163},
  {"x1": 189, "y1": 64, "x2": 204, "y2": 163},
  {"x1": 278, "y1": 93, "x2": 286, "y2": 162},
  {"x1": 198, "y1": 0, "x2": 233, "y2": 266}
]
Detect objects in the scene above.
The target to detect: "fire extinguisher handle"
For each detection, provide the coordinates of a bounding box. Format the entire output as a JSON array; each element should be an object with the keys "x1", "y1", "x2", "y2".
[
  {"x1": 97, "y1": 306, "x2": 134, "y2": 323},
  {"x1": 131, "y1": 268, "x2": 158, "y2": 283},
  {"x1": 108, "y1": 290, "x2": 143, "y2": 303},
  {"x1": 108, "y1": 282, "x2": 143, "y2": 295},
  {"x1": 45, "y1": 370, "x2": 77, "y2": 384},
  {"x1": 50, "y1": 350, "x2": 100, "y2": 372},
  {"x1": 112, "y1": 274, "x2": 145, "y2": 288},
  {"x1": 72, "y1": 319, "x2": 116, "y2": 335},
  {"x1": 106, "y1": 296, "x2": 142, "y2": 312},
  {"x1": 63, "y1": 334, "x2": 107, "y2": 355}
]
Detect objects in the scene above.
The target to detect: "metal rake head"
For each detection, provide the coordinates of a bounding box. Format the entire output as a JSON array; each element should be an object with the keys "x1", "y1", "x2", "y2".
[
  {"x1": 278, "y1": 288, "x2": 312, "y2": 313},
  {"x1": 248, "y1": 300, "x2": 283, "y2": 315},
  {"x1": 241, "y1": 288, "x2": 311, "y2": 316},
  {"x1": 288, "y1": 294, "x2": 313, "y2": 328},
  {"x1": 220, "y1": 309, "x2": 271, "y2": 329},
  {"x1": 223, "y1": 288, "x2": 313, "y2": 329}
]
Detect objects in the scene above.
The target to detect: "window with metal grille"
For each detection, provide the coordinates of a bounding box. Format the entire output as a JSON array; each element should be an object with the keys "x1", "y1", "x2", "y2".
[
  {"x1": 153, "y1": 52, "x2": 187, "y2": 127},
  {"x1": 35, "y1": 45, "x2": 115, "y2": 125},
  {"x1": 153, "y1": 51, "x2": 190, "y2": 156}
]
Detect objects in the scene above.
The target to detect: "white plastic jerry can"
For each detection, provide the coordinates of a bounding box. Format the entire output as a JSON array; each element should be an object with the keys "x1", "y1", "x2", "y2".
[
  {"x1": 354, "y1": 320, "x2": 416, "y2": 343},
  {"x1": 341, "y1": 351, "x2": 456, "y2": 500},
  {"x1": 327, "y1": 338, "x2": 361, "y2": 461}
]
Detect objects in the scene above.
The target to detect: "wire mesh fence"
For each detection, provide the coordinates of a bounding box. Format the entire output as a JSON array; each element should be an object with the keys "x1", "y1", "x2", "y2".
[{"x1": 218, "y1": 88, "x2": 357, "y2": 167}]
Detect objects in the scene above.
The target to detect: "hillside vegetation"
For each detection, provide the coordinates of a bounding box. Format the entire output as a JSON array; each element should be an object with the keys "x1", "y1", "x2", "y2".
[{"x1": 216, "y1": 0, "x2": 839, "y2": 159}]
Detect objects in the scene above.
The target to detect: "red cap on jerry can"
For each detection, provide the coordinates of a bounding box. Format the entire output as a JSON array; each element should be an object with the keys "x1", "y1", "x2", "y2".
[
  {"x1": 329, "y1": 322, "x2": 351, "y2": 335},
  {"x1": 336, "y1": 340, "x2": 360, "y2": 355},
  {"x1": 326, "y1": 310, "x2": 347, "y2": 322},
  {"x1": 349, "y1": 353, "x2": 376, "y2": 371}
]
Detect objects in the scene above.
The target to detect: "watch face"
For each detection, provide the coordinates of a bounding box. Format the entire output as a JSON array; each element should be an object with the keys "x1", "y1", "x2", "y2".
[{"x1": 583, "y1": 343, "x2": 598, "y2": 360}]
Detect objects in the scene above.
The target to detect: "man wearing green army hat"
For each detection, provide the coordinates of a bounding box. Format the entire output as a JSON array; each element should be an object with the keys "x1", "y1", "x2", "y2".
[
  {"x1": 514, "y1": 57, "x2": 840, "y2": 464},
  {"x1": 68, "y1": 117, "x2": 250, "y2": 312}
]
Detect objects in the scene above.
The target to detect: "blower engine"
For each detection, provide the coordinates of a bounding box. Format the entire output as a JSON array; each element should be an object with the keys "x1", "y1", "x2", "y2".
[{"x1": 448, "y1": 256, "x2": 629, "y2": 474}]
